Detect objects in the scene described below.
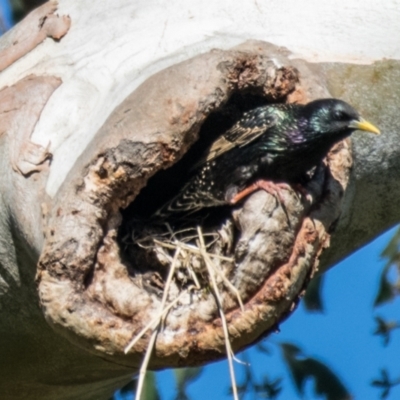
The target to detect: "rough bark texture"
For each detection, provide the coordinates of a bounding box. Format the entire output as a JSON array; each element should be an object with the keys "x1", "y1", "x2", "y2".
[
  {"x1": 36, "y1": 45, "x2": 345, "y2": 369},
  {"x1": 0, "y1": 1, "x2": 399, "y2": 399}
]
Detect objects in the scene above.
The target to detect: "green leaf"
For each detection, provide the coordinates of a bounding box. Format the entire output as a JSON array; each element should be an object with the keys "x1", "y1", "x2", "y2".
[
  {"x1": 371, "y1": 369, "x2": 389, "y2": 388},
  {"x1": 381, "y1": 387, "x2": 390, "y2": 399},
  {"x1": 10, "y1": 0, "x2": 26, "y2": 23},
  {"x1": 115, "y1": 373, "x2": 160, "y2": 400},
  {"x1": 381, "y1": 227, "x2": 400, "y2": 260},
  {"x1": 141, "y1": 372, "x2": 161, "y2": 400},
  {"x1": 119, "y1": 379, "x2": 136, "y2": 396},
  {"x1": 373, "y1": 316, "x2": 400, "y2": 345},
  {"x1": 256, "y1": 341, "x2": 272, "y2": 354},
  {"x1": 371, "y1": 369, "x2": 394, "y2": 399},
  {"x1": 303, "y1": 274, "x2": 325, "y2": 312},
  {"x1": 280, "y1": 342, "x2": 351, "y2": 400},
  {"x1": 256, "y1": 376, "x2": 282, "y2": 399},
  {"x1": 280, "y1": 343, "x2": 305, "y2": 392},
  {"x1": 374, "y1": 264, "x2": 395, "y2": 306},
  {"x1": 174, "y1": 367, "x2": 203, "y2": 400},
  {"x1": 174, "y1": 367, "x2": 202, "y2": 387}
]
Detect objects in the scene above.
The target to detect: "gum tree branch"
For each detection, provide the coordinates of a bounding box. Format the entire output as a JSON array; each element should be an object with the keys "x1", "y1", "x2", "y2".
[{"x1": 0, "y1": 1, "x2": 399, "y2": 399}]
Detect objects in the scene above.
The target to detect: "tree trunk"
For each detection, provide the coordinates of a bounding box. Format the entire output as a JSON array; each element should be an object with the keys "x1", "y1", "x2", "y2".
[{"x1": 0, "y1": 1, "x2": 399, "y2": 399}]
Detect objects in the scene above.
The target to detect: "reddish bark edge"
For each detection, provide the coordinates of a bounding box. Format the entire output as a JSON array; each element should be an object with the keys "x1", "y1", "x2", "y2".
[
  {"x1": 0, "y1": 1, "x2": 71, "y2": 73},
  {"x1": 0, "y1": 74, "x2": 62, "y2": 176},
  {"x1": 35, "y1": 42, "x2": 351, "y2": 369}
]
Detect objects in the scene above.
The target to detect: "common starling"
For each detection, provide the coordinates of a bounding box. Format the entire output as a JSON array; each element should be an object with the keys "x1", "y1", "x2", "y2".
[{"x1": 154, "y1": 99, "x2": 380, "y2": 217}]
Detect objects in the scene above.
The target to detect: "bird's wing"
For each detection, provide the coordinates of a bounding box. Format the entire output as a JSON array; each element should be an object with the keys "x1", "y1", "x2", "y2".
[{"x1": 194, "y1": 108, "x2": 278, "y2": 168}]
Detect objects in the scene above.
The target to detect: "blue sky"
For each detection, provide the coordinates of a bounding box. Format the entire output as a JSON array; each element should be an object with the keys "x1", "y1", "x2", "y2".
[
  {"x1": 0, "y1": 0, "x2": 12, "y2": 31},
  {"x1": 1, "y1": 4, "x2": 398, "y2": 399}
]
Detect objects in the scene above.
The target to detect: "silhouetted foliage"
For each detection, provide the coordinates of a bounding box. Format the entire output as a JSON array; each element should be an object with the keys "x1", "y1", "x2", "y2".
[
  {"x1": 303, "y1": 274, "x2": 325, "y2": 312},
  {"x1": 173, "y1": 367, "x2": 203, "y2": 400},
  {"x1": 10, "y1": 0, "x2": 46, "y2": 23},
  {"x1": 375, "y1": 227, "x2": 400, "y2": 306},
  {"x1": 372, "y1": 369, "x2": 400, "y2": 399},
  {"x1": 373, "y1": 316, "x2": 400, "y2": 346},
  {"x1": 280, "y1": 343, "x2": 351, "y2": 400}
]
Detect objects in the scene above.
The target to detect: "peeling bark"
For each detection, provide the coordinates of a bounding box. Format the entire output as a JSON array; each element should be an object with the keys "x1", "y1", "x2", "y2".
[
  {"x1": 0, "y1": 75, "x2": 61, "y2": 175},
  {"x1": 0, "y1": 1, "x2": 70, "y2": 72}
]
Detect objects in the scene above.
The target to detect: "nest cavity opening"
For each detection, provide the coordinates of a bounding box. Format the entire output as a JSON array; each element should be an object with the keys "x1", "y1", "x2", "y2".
[{"x1": 117, "y1": 91, "x2": 306, "y2": 308}]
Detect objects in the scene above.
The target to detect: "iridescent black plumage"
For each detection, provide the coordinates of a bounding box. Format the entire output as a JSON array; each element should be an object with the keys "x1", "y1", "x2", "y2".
[{"x1": 155, "y1": 99, "x2": 379, "y2": 216}]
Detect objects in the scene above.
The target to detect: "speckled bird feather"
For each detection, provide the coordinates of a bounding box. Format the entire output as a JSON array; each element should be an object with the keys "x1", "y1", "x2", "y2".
[{"x1": 154, "y1": 99, "x2": 378, "y2": 217}]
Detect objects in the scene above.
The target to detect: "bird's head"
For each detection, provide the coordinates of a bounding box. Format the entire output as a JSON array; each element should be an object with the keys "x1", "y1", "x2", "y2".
[{"x1": 304, "y1": 99, "x2": 380, "y2": 139}]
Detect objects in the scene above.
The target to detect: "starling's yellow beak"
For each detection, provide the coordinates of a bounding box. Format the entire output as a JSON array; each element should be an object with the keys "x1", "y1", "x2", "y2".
[{"x1": 349, "y1": 118, "x2": 380, "y2": 135}]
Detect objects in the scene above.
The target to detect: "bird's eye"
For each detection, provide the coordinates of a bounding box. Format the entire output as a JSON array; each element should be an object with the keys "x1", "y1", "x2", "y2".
[{"x1": 334, "y1": 110, "x2": 347, "y2": 120}]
